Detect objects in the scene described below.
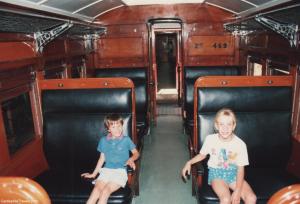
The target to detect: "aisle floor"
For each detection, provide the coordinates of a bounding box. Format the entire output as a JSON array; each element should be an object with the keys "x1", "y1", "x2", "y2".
[{"x1": 134, "y1": 104, "x2": 197, "y2": 204}]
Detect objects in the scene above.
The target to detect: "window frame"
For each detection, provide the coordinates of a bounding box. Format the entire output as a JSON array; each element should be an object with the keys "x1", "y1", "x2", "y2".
[{"x1": 0, "y1": 82, "x2": 41, "y2": 165}]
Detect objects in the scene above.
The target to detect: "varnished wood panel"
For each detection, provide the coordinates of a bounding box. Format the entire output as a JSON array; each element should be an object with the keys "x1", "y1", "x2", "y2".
[
  {"x1": 43, "y1": 39, "x2": 66, "y2": 58},
  {"x1": 0, "y1": 42, "x2": 35, "y2": 62},
  {"x1": 187, "y1": 56, "x2": 235, "y2": 66},
  {"x1": 195, "y1": 75, "x2": 293, "y2": 87},
  {"x1": 97, "y1": 4, "x2": 232, "y2": 24},
  {"x1": 67, "y1": 39, "x2": 86, "y2": 57},
  {"x1": 39, "y1": 77, "x2": 134, "y2": 89},
  {"x1": 0, "y1": 112, "x2": 9, "y2": 166},
  {"x1": 0, "y1": 33, "x2": 34, "y2": 42},
  {"x1": 0, "y1": 68, "x2": 33, "y2": 92},
  {"x1": 287, "y1": 138, "x2": 300, "y2": 178},
  {"x1": 93, "y1": 4, "x2": 234, "y2": 68},
  {"x1": 98, "y1": 37, "x2": 143, "y2": 58},
  {"x1": 188, "y1": 35, "x2": 235, "y2": 56},
  {"x1": 0, "y1": 139, "x2": 48, "y2": 178}
]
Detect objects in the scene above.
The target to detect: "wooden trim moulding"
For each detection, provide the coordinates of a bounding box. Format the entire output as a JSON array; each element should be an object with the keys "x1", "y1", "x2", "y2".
[{"x1": 195, "y1": 75, "x2": 293, "y2": 87}]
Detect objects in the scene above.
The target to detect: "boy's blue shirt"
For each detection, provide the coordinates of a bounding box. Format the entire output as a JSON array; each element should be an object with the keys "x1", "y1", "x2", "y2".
[{"x1": 97, "y1": 135, "x2": 136, "y2": 169}]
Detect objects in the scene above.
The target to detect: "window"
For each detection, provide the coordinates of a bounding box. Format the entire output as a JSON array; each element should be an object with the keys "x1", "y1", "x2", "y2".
[
  {"x1": 253, "y1": 63, "x2": 263, "y2": 76},
  {"x1": 1, "y1": 93, "x2": 35, "y2": 154},
  {"x1": 247, "y1": 55, "x2": 263, "y2": 76},
  {"x1": 267, "y1": 58, "x2": 289, "y2": 75},
  {"x1": 71, "y1": 65, "x2": 82, "y2": 78}
]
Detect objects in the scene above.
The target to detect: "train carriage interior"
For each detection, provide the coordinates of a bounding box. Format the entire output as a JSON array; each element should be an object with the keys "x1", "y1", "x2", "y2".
[{"x1": 1, "y1": 0, "x2": 300, "y2": 203}]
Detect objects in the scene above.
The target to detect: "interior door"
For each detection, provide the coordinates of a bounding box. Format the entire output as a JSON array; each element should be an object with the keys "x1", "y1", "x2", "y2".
[
  {"x1": 176, "y1": 31, "x2": 183, "y2": 105},
  {"x1": 149, "y1": 27, "x2": 157, "y2": 125}
]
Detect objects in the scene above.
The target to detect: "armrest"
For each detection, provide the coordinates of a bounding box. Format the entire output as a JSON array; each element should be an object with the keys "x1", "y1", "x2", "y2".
[
  {"x1": 127, "y1": 160, "x2": 140, "y2": 196},
  {"x1": 192, "y1": 162, "x2": 205, "y2": 188},
  {"x1": 127, "y1": 165, "x2": 135, "y2": 174},
  {"x1": 194, "y1": 162, "x2": 204, "y2": 176}
]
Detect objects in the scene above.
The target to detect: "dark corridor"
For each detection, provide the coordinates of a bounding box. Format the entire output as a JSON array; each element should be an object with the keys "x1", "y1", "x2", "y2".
[{"x1": 155, "y1": 33, "x2": 177, "y2": 91}]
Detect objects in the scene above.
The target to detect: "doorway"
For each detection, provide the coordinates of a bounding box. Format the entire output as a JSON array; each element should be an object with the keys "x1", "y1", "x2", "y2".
[
  {"x1": 156, "y1": 33, "x2": 177, "y2": 91},
  {"x1": 148, "y1": 18, "x2": 183, "y2": 124}
]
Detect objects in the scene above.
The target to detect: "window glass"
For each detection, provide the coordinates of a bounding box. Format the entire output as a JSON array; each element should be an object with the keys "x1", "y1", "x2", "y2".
[
  {"x1": 1, "y1": 93, "x2": 35, "y2": 154},
  {"x1": 44, "y1": 68, "x2": 64, "y2": 79},
  {"x1": 253, "y1": 63, "x2": 262, "y2": 76},
  {"x1": 71, "y1": 65, "x2": 82, "y2": 78}
]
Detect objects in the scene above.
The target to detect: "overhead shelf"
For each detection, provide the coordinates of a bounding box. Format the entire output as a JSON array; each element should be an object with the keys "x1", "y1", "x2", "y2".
[
  {"x1": 0, "y1": 9, "x2": 106, "y2": 35},
  {"x1": 224, "y1": 3, "x2": 300, "y2": 47}
]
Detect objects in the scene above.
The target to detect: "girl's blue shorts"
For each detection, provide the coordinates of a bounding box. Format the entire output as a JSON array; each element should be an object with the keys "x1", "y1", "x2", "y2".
[{"x1": 208, "y1": 166, "x2": 237, "y2": 185}]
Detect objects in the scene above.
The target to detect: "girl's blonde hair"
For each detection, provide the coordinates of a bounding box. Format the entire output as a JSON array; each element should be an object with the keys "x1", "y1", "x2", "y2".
[
  {"x1": 214, "y1": 108, "x2": 237, "y2": 130},
  {"x1": 104, "y1": 113, "x2": 124, "y2": 130}
]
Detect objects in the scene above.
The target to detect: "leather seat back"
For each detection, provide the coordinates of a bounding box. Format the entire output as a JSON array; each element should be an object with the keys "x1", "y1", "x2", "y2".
[
  {"x1": 95, "y1": 68, "x2": 148, "y2": 130},
  {"x1": 184, "y1": 66, "x2": 240, "y2": 134},
  {"x1": 195, "y1": 76, "x2": 293, "y2": 168},
  {"x1": 42, "y1": 88, "x2": 133, "y2": 173}
]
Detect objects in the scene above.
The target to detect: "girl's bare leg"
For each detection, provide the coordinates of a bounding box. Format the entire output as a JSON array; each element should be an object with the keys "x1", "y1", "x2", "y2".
[
  {"x1": 86, "y1": 180, "x2": 107, "y2": 204},
  {"x1": 211, "y1": 179, "x2": 231, "y2": 204},
  {"x1": 229, "y1": 180, "x2": 257, "y2": 204},
  {"x1": 98, "y1": 182, "x2": 121, "y2": 204}
]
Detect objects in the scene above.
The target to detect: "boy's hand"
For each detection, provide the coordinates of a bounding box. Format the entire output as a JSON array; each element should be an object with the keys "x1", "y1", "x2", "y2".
[
  {"x1": 181, "y1": 161, "x2": 191, "y2": 181},
  {"x1": 81, "y1": 173, "x2": 95, "y2": 179},
  {"x1": 126, "y1": 158, "x2": 136, "y2": 170}
]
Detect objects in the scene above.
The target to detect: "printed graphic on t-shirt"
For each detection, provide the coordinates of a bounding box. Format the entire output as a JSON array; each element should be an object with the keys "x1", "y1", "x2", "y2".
[{"x1": 214, "y1": 148, "x2": 238, "y2": 169}]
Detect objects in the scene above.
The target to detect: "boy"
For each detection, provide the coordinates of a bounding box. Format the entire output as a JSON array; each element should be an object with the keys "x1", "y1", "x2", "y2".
[{"x1": 81, "y1": 113, "x2": 139, "y2": 204}]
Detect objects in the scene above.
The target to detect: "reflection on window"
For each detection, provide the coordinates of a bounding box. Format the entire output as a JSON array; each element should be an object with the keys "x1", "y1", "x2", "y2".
[
  {"x1": 253, "y1": 63, "x2": 262, "y2": 76},
  {"x1": 71, "y1": 65, "x2": 82, "y2": 78},
  {"x1": 1, "y1": 93, "x2": 35, "y2": 154},
  {"x1": 247, "y1": 56, "x2": 263, "y2": 76},
  {"x1": 44, "y1": 69, "x2": 63, "y2": 79}
]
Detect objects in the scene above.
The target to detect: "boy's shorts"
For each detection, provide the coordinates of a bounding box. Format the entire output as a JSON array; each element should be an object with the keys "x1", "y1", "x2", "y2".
[
  {"x1": 93, "y1": 168, "x2": 127, "y2": 187},
  {"x1": 208, "y1": 167, "x2": 237, "y2": 185}
]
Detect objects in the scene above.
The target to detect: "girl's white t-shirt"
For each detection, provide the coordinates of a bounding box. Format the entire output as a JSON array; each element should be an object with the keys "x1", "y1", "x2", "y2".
[{"x1": 200, "y1": 133, "x2": 249, "y2": 169}]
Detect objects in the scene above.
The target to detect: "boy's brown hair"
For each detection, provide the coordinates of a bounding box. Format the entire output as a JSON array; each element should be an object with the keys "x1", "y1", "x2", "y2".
[{"x1": 104, "y1": 113, "x2": 124, "y2": 130}]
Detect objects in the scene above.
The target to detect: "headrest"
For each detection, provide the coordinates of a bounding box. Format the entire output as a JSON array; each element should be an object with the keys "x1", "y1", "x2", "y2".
[
  {"x1": 42, "y1": 89, "x2": 132, "y2": 114},
  {"x1": 197, "y1": 87, "x2": 292, "y2": 112},
  {"x1": 95, "y1": 68, "x2": 147, "y2": 81},
  {"x1": 184, "y1": 66, "x2": 241, "y2": 80}
]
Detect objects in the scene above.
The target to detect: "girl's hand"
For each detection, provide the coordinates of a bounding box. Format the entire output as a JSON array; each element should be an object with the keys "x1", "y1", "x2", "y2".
[
  {"x1": 126, "y1": 158, "x2": 136, "y2": 170},
  {"x1": 231, "y1": 189, "x2": 241, "y2": 204},
  {"x1": 181, "y1": 161, "x2": 191, "y2": 181},
  {"x1": 81, "y1": 173, "x2": 96, "y2": 179}
]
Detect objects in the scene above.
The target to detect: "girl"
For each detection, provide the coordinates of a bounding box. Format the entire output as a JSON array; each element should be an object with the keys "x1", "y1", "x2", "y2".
[
  {"x1": 182, "y1": 108, "x2": 256, "y2": 204},
  {"x1": 81, "y1": 114, "x2": 139, "y2": 204}
]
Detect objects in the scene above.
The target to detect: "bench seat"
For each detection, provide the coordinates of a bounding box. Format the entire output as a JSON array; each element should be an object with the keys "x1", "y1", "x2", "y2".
[
  {"x1": 192, "y1": 76, "x2": 300, "y2": 204},
  {"x1": 35, "y1": 78, "x2": 138, "y2": 203}
]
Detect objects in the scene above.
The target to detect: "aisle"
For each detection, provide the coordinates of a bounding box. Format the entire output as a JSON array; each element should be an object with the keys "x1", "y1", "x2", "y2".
[{"x1": 134, "y1": 105, "x2": 197, "y2": 204}]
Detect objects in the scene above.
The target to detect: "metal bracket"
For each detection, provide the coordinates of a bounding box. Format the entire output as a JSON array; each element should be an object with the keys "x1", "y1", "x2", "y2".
[
  {"x1": 34, "y1": 22, "x2": 73, "y2": 52},
  {"x1": 84, "y1": 34, "x2": 98, "y2": 50},
  {"x1": 224, "y1": 24, "x2": 254, "y2": 36},
  {"x1": 255, "y1": 16, "x2": 298, "y2": 47}
]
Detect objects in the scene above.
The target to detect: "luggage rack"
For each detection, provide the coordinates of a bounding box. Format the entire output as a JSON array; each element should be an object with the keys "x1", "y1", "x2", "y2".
[
  {"x1": 224, "y1": 3, "x2": 300, "y2": 47},
  {"x1": 0, "y1": 9, "x2": 106, "y2": 52}
]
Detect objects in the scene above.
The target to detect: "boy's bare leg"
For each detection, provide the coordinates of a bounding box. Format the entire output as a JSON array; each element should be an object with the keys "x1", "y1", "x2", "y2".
[
  {"x1": 86, "y1": 180, "x2": 107, "y2": 204},
  {"x1": 211, "y1": 179, "x2": 231, "y2": 204},
  {"x1": 229, "y1": 180, "x2": 257, "y2": 204},
  {"x1": 98, "y1": 182, "x2": 121, "y2": 204}
]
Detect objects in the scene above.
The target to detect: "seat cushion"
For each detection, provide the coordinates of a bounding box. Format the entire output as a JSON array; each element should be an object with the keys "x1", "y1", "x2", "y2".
[
  {"x1": 35, "y1": 170, "x2": 132, "y2": 204},
  {"x1": 197, "y1": 168, "x2": 300, "y2": 204}
]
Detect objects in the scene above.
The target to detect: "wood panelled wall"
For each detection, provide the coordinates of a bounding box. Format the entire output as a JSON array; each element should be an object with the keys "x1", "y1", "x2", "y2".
[
  {"x1": 0, "y1": 33, "x2": 89, "y2": 177},
  {"x1": 93, "y1": 4, "x2": 239, "y2": 68},
  {"x1": 95, "y1": 25, "x2": 148, "y2": 68},
  {"x1": 239, "y1": 29, "x2": 300, "y2": 178}
]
